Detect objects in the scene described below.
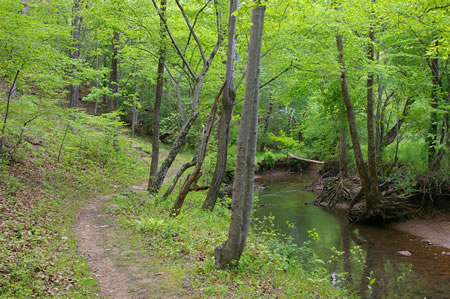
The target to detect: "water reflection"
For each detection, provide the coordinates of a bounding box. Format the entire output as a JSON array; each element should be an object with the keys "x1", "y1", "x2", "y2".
[{"x1": 254, "y1": 173, "x2": 450, "y2": 298}]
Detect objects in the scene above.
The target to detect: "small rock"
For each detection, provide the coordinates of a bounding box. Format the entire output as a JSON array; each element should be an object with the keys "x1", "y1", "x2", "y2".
[
  {"x1": 121, "y1": 188, "x2": 136, "y2": 196},
  {"x1": 114, "y1": 195, "x2": 128, "y2": 201},
  {"x1": 422, "y1": 240, "x2": 433, "y2": 246},
  {"x1": 139, "y1": 194, "x2": 153, "y2": 206},
  {"x1": 441, "y1": 251, "x2": 450, "y2": 256},
  {"x1": 108, "y1": 204, "x2": 120, "y2": 210},
  {"x1": 398, "y1": 251, "x2": 412, "y2": 257}
]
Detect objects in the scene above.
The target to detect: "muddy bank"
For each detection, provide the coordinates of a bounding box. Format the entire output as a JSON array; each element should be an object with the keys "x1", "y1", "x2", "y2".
[
  {"x1": 389, "y1": 214, "x2": 450, "y2": 249},
  {"x1": 317, "y1": 199, "x2": 450, "y2": 249}
]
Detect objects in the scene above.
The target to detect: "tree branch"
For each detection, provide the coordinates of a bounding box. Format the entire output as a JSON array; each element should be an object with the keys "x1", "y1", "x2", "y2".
[
  {"x1": 260, "y1": 62, "x2": 292, "y2": 89},
  {"x1": 151, "y1": 0, "x2": 197, "y2": 80},
  {"x1": 175, "y1": 0, "x2": 206, "y2": 65}
]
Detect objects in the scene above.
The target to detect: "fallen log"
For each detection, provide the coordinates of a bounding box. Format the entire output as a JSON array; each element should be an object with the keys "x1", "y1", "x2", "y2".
[{"x1": 286, "y1": 152, "x2": 324, "y2": 165}]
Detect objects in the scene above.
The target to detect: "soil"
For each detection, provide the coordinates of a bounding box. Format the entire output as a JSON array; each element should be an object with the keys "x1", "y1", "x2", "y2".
[
  {"x1": 389, "y1": 213, "x2": 450, "y2": 249},
  {"x1": 73, "y1": 183, "x2": 195, "y2": 298}
]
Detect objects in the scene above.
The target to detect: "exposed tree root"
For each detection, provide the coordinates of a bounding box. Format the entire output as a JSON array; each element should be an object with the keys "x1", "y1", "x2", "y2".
[{"x1": 314, "y1": 173, "x2": 423, "y2": 223}]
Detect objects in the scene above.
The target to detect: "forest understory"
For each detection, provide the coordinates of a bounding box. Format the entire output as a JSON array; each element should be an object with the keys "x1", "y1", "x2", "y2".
[{"x1": 1, "y1": 0, "x2": 448, "y2": 297}]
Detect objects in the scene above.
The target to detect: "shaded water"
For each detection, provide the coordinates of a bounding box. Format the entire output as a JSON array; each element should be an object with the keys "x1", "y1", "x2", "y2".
[{"x1": 254, "y1": 173, "x2": 450, "y2": 298}]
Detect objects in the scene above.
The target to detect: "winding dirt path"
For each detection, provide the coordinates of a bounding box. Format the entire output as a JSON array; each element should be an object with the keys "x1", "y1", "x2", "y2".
[{"x1": 73, "y1": 184, "x2": 193, "y2": 298}]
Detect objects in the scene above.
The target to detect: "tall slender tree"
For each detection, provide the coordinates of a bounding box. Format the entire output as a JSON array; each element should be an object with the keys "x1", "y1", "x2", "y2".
[
  {"x1": 202, "y1": 0, "x2": 239, "y2": 211},
  {"x1": 215, "y1": 1, "x2": 266, "y2": 269},
  {"x1": 108, "y1": 31, "x2": 120, "y2": 112},
  {"x1": 69, "y1": 0, "x2": 81, "y2": 108},
  {"x1": 149, "y1": 0, "x2": 167, "y2": 186}
]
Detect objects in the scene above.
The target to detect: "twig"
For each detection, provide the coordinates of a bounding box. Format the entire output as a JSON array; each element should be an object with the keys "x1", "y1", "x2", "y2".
[{"x1": 1, "y1": 69, "x2": 21, "y2": 151}]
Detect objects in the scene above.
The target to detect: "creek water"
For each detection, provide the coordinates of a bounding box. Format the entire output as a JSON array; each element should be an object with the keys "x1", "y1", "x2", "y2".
[{"x1": 254, "y1": 172, "x2": 450, "y2": 298}]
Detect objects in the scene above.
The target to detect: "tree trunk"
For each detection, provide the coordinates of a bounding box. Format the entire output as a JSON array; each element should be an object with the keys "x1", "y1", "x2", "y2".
[
  {"x1": 69, "y1": 0, "x2": 81, "y2": 108},
  {"x1": 1, "y1": 70, "x2": 20, "y2": 151},
  {"x1": 170, "y1": 86, "x2": 222, "y2": 215},
  {"x1": 215, "y1": 2, "x2": 265, "y2": 269},
  {"x1": 202, "y1": 0, "x2": 239, "y2": 211},
  {"x1": 131, "y1": 66, "x2": 139, "y2": 138},
  {"x1": 382, "y1": 97, "x2": 412, "y2": 148},
  {"x1": 427, "y1": 53, "x2": 441, "y2": 170},
  {"x1": 375, "y1": 71, "x2": 383, "y2": 159},
  {"x1": 149, "y1": 0, "x2": 167, "y2": 185},
  {"x1": 338, "y1": 105, "x2": 348, "y2": 179},
  {"x1": 94, "y1": 42, "x2": 100, "y2": 115},
  {"x1": 108, "y1": 32, "x2": 120, "y2": 112},
  {"x1": 148, "y1": 0, "x2": 223, "y2": 194},
  {"x1": 335, "y1": 34, "x2": 375, "y2": 211},
  {"x1": 258, "y1": 99, "x2": 272, "y2": 152},
  {"x1": 365, "y1": 20, "x2": 381, "y2": 212}
]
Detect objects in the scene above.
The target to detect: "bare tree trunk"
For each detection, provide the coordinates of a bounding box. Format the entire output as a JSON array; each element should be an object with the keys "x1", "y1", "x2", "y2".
[
  {"x1": 170, "y1": 85, "x2": 223, "y2": 216},
  {"x1": 108, "y1": 32, "x2": 120, "y2": 112},
  {"x1": 258, "y1": 99, "x2": 272, "y2": 152},
  {"x1": 338, "y1": 105, "x2": 348, "y2": 179},
  {"x1": 375, "y1": 70, "x2": 383, "y2": 159},
  {"x1": 336, "y1": 34, "x2": 375, "y2": 212},
  {"x1": 149, "y1": 0, "x2": 167, "y2": 185},
  {"x1": 148, "y1": 0, "x2": 223, "y2": 194},
  {"x1": 365, "y1": 19, "x2": 381, "y2": 211},
  {"x1": 1, "y1": 70, "x2": 20, "y2": 151},
  {"x1": 202, "y1": 0, "x2": 239, "y2": 211},
  {"x1": 94, "y1": 42, "x2": 100, "y2": 115},
  {"x1": 69, "y1": 0, "x2": 81, "y2": 108},
  {"x1": 382, "y1": 97, "x2": 412, "y2": 148},
  {"x1": 131, "y1": 66, "x2": 139, "y2": 138},
  {"x1": 427, "y1": 52, "x2": 441, "y2": 170},
  {"x1": 215, "y1": 2, "x2": 265, "y2": 269}
]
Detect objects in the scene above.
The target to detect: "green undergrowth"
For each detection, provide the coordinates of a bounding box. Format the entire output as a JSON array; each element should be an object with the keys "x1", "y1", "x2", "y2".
[
  {"x1": 107, "y1": 187, "x2": 354, "y2": 298},
  {"x1": 0, "y1": 96, "x2": 151, "y2": 297}
]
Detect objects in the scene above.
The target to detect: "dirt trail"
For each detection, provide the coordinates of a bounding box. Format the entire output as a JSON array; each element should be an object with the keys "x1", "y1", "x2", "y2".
[{"x1": 73, "y1": 184, "x2": 193, "y2": 298}]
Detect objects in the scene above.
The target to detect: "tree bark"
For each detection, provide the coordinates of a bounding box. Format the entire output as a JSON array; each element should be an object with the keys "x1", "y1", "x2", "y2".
[
  {"x1": 338, "y1": 105, "x2": 348, "y2": 179},
  {"x1": 108, "y1": 32, "x2": 120, "y2": 112},
  {"x1": 131, "y1": 66, "x2": 139, "y2": 138},
  {"x1": 0, "y1": 70, "x2": 20, "y2": 151},
  {"x1": 427, "y1": 52, "x2": 441, "y2": 170},
  {"x1": 382, "y1": 97, "x2": 412, "y2": 148},
  {"x1": 335, "y1": 34, "x2": 376, "y2": 212},
  {"x1": 365, "y1": 19, "x2": 381, "y2": 211},
  {"x1": 258, "y1": 99, "x2": 272, "y2": 152},
  {"x1": 149, "y1": 0, "x2": 167, "y2": 185},
  {"x1": 148, "y1": 0, "x2": 223, "y2": 194},
  {"x1": 215, "y1": 2, "x2": 265, "y2": 269},
  {"x1": 170, "y1": 85, "x2": 223, "y2": 216},
  {"x1": 202, "y1": 0, "x2": 239, "y2": 211},
  {"x1": 69, "y1": 0, "x2": 81, "y2": 108}
]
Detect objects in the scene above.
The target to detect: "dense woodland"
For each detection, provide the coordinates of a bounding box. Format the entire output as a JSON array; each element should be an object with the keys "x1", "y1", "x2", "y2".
[{"x1": 0, "y1": 0, "x2": 448, "y2": 297}]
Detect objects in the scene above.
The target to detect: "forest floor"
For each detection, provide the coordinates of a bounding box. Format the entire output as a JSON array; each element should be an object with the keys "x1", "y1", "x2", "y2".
[{"x1": 73, "y1": 182, "x2": 196, "y2": 298}]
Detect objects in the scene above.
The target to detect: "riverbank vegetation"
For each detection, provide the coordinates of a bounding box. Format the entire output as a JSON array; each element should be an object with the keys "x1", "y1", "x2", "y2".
[
  {"x1": 108, "y1": 186, "x2": 352, "y2": 297},
  {"x1": 1, "y1": 0, "x2": 448, "y2": 296}
]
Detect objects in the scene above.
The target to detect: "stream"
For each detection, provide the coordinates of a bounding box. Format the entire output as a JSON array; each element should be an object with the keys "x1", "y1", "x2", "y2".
[{"x1": 254, "y1": 172, "x2": 450, "y2": 298}]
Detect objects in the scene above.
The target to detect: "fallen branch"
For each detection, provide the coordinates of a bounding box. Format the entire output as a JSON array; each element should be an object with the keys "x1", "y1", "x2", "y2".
[
  {"x1": 286, "y1": 152, "x2": 324, "y2": 164},
  {"x1": 189, "y1": 185, "x2": 210, "y2": 191}
]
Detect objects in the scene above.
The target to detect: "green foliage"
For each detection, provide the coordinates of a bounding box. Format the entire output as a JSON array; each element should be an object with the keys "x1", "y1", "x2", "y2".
[
  {"x1": 0, "y1": 93, "x2": 150, "y2": 297},
  {"x1": 107, "y1": 184, "x2": 352, "y2": 298},
  {"x1": 261, "y1": 150, "x2": 276, "y2": 168}
]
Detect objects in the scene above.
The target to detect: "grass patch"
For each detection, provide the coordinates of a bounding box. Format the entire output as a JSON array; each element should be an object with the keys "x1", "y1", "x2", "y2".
[
  {"x1": 108, "y1": 184, "x2": 354, "y2": 298},
  {"x1": 0, "y1": 96, "x2": 151, "y2": 297}
]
